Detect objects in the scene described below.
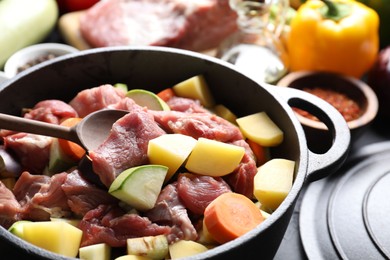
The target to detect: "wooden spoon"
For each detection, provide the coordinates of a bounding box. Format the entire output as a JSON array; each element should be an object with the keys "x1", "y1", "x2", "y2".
[{"x1": 0, "y1": 109, "x2": 129, "y2": 151}]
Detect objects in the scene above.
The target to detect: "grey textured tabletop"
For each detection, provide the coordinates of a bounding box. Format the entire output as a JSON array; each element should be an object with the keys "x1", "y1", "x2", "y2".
[{"x1": 274, "y1": 120, "x2": 390, "y2": 260}]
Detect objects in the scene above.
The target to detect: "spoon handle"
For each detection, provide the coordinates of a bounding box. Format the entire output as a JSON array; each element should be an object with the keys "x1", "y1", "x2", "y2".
[{"x1": 0, "y1": 113, "x2": 80, "y2": 144}]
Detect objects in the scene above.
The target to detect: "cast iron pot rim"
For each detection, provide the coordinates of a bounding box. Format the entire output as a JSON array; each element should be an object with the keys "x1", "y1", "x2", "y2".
[{"x1": 0, "y1": 46, "x2": 310, "y2": 259}]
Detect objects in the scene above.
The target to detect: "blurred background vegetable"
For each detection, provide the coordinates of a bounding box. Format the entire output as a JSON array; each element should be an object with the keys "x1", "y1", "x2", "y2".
[
  {"x1": 290, "y1": 0, "x2": 305, "y2": 9},
  {"x1": 358, "y1": 0, "x2": 390, "y2": 49},
  {"x1": 367, "y1": 46, "x2": 390, "y2": 121},
  {"x1": 289, "y1": 0, "x2": 389, "y2": 49},
  {"x1": 0, "y1": 0, "x2": 58, "y2": 69},
  {"x1": 286, "y1": 0, "x2": 379, "y2": 78},
  {"x1": 56, "y1": 0, "x2": 100, "y2": 13}
]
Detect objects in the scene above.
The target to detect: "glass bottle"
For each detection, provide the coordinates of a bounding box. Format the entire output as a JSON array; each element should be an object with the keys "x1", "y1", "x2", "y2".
[{"x1": 216, "y1": 0, "x2": 290, "y2": 84}]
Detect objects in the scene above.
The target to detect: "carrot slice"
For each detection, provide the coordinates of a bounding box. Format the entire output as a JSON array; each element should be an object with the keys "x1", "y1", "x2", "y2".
[
  {"x1": 247, "y1": 139, "x2": 267, "y2": 166},
  {"x1": 204, "y1": 192, "x2": 264, "y2": 244},
  {"x1": 157, "y1": 88, "x2": 175, "y2": 102},
  {"x1": 58, "y1": 118, "x2": 86, "y2": 161}
]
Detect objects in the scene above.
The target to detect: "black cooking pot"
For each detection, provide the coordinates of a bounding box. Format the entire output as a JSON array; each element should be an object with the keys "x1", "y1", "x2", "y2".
[{"x1": 0, "y1": 47, "x2": 350, "y2": 260}]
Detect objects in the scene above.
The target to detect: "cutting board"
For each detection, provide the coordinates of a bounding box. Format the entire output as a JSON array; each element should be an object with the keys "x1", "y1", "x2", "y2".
[{"x1": 58, "y1": 11, "x2": 91, "y2": 50}]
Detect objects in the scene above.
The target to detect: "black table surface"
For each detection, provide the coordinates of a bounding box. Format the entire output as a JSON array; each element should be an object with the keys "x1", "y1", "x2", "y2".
[{"x1": 273, "y1": 119, "x2": 390, "y2": 260}]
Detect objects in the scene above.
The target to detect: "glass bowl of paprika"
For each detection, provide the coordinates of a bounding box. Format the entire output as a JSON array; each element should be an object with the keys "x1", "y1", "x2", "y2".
[{"x1": 277, "y1": 71, "x2": 378, "y2": 153}]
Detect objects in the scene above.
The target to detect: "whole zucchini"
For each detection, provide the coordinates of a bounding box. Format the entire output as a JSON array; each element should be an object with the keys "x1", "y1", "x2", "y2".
[{"x1": 0, "y1": 0, "x2": 58, "y2": 69}]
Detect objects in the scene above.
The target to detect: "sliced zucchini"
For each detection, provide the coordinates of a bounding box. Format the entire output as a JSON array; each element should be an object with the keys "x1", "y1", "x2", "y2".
[
  {"x1": 8, "y1": 220, "x2": 31, "y2": 238},
  {"x1": 126, "y1": 89, "x2": 170, "y2": 111},
  {"x1": 109, "y1": 165, "x2": 168, "y2": 211},
  {"x1": 0, "y1": 0, "x2": 58, "y2": 68},
  {"x1": 127, "y1": 235, "x2": 168, "y2": 260}
]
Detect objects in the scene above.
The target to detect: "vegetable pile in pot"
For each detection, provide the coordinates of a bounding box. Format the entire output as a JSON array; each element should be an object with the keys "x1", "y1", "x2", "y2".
[{"x1": 1, "y1": 75, "x2": 295, "y2": 259}]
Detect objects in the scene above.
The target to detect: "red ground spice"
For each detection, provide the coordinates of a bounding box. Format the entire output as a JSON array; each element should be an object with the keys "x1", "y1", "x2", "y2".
[{"x1": 293, "y1": 87, "x2": 362, "y2": 122}]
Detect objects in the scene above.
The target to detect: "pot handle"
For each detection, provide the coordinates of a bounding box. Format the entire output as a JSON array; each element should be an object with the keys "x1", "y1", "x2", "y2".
[{"x1": 274, "y1": 86, "x2": 351, "y2": 182}]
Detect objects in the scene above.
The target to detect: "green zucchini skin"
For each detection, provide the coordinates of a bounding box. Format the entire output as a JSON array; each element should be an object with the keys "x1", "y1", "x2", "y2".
[{"x1": 0, "y1": 0, "x2": 58, "y2": 69}]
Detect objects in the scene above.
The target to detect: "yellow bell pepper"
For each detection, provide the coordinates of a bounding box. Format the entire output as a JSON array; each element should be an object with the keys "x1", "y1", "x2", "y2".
[{"x1": 286, "y1": 0, "x2": 379, "y2": 78}]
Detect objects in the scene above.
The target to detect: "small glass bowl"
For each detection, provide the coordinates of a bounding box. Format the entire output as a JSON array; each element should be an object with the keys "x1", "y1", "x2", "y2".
[{"x1": 4, "y1": 43, "x2": 79, "y2": 78}]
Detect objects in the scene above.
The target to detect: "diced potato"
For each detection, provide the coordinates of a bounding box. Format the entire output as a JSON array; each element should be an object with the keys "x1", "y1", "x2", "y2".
[
  {"x1": 115, "y1": 255, "x2": 151, "y2": 260},
  {"x1": 22, "y1": 221, "x2": 83, "y2": 257},
  {"x1": 185, "y1": 138, "x2": 245, "y2": 177},
  {"x1": 172, "y1": 75, "x2": 215, "y2": 108},
  {"x1": 147, "y1": 134, "x2": 197, "y2": 182},
  {"x1": 50, "y1": 217, "x2": 80, "y2": 227},
  {"x1": 236, "y1": 112, "x2": 283, "y2": 147},
  {"x1": 109, "y1": 165, "x2": 168, "y2": 211},
  {"x1": 169, "y1": 240, "x2": 208, "y2": 259},
  {"x1": 260, "y1": 210, "x2": 271, "y2": 219},
  {"x1": 253, "y1": 159, "x2": 295, "y2": 211},
  {"x1": 254, "y1": 202, "x2": 272, "y2": 219},
  {"x1": 127, "y1": 235, "x2": 168, "y2": 260},
  {"x1": 197, "y1": 218, "x2": 217, "y2": 245},
  {"x1": 79, "y1": 243, "x2": 111, "y2": 260},
  {"x1": 213, "y1": 104, "x2": 237, "y2": 124}
]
